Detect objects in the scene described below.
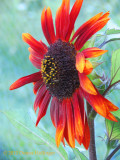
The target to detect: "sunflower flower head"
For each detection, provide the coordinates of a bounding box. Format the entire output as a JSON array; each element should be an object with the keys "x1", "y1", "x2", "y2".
[{"x1": 10, "y1": 0, "x2": 118, "y2": 149}]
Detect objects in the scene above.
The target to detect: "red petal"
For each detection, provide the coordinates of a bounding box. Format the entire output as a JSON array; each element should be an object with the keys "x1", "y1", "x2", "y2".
[
  {"x1": 36, "y1": 91, "x2": 51, "y2": 126},
  {"x1": 34, "y1": 85, "x2": 47, "y2": 112},
  {"x1": 9, "y1": 72, "x2": 42, "y2": 90},
  {"x1": 82, "y1": 116, "x2": 90, "y2": 149},
  {"x1": 75, "y1": 17, "x2": 110, "y2": 50},
  {"x1": 22, "y1": 33, "x2": 47, "y2": 53},
  {"x1": 77, "y1": 88, "x2": 85, "y2": 123},
  {"x1": 80, "y1": 87, "x2": 118, "y2": 121},
  {"x1": 60, "y1": 0, "x2": 70, "y2": 40},
  {"x1": 66, "y1": 98, "x2": 75, "y2": 148},
  {"x1": 66, "y1": 0, "x2": 83, "y2": 41},
  {"x1": 78, "y1": 73, "x2": 97, "y2": 95},
  {"x1": 50, "y1": 97, "x2": 56, "y2": 127},
  {"x1": 28, "y1": 47, "x2": 44, "y2": 59},
  {"x1": 55, "y1": 100, "x2": 66, "y2": 147},
  {"x1": 76, "y1": 52, "x2": 85, "y2": 73},
  {"x1": 71, "y1": 12, "x2": 103, "y2": 42},
  {"x1": 46, "y1": 7, "x2": 56, "y2": 43},
  {"x1": 29, "y1": 54, "x2": 42, "y2": 69},
  {"x1": 33, "y1": 80, "x2": 43, "y2": 95},
  {"x1": 55, "y1": 7, "x2": 62, "y2": 39},
  {"x1": 41, "y1": 8, "x2": 56, "y2": 44},
  {"x1": 50, "y1": 97, "x2": 60, "y2": 127},
  {"x1": 55, "y1": 0, "x2": 70, "y2": 41},
  {"x1": 82, "y1": 47, "x2": 107, "y2": 58}
]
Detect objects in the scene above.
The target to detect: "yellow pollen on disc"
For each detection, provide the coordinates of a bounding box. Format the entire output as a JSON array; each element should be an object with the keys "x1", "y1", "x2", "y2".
[{"x1": 41, "y1": 56, "x2": 58, "y2": 85}]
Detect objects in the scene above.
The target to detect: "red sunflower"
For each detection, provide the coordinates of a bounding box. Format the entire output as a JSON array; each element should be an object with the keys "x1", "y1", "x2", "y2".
[{"x1": 10, "y1": 0, "x2": 118, "y2": 149}]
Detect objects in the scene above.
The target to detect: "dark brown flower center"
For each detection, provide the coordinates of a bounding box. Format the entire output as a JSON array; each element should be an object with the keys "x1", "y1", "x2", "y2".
[{"x1": 41, "y1": 39, "x2": 80, "y2": 99}]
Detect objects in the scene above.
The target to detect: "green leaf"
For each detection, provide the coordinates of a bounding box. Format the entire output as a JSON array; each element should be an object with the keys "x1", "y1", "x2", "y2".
[
  {"x1": 105, "y1": 115, "x2": 120, "y2": 141},
  {"x1": 106, "y1": 29, "x2": 120, "y2": 35},
  {"x1": 1, "y1": 111, "x2": 68, "y2": 160},
  {"x1": 92, "y1": 78, "x2": 103, "y2": 86},
  {"x1": 88, "y1": 70, "x2": 102, "y2": 81},
  {"x1": 111, "y1": 48, "x2": 120, "y2": 84},
  {"x1": 73, "y1": 148, "x2": 88, "y2": 160}
]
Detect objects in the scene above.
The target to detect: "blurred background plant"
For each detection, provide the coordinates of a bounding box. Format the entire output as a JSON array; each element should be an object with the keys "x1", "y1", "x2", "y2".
[{"x1": 0, "y1": 0, "x2": 120, "y2": 160}]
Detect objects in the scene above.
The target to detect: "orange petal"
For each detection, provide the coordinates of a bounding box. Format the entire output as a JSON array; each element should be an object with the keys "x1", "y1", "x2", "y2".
[
  {"x1": 76, "y1": 52, "x2": 85, "y2": 73},
  {"x1": 82, "y1": 47, "x2": 108, "y2": 58},
  {"x1": 99, "y1": 11, "x2": 110, "y2": 20},
  {"x1": 83, "y1": 60, "x2": 93, "y2": 75},
  {"x1": 79, "y1": 73, "x2": 97, "y2": 95}
]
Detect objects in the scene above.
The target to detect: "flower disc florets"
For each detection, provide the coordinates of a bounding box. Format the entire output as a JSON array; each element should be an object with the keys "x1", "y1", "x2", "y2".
[{"x1": 41, "y1": 39, "x2": 80, "y2": 99}]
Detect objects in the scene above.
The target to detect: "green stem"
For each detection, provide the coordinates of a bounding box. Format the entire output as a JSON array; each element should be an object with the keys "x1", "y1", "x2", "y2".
[
  {"x1": 99, "y1": 38, "x2": 120, "y2": 49},
  {"x1": 87, "y1": 103, "x2": 97, "y2": 160},
  {"x1": 106, "y1": 144, "x2": 120, "y2": 160}
]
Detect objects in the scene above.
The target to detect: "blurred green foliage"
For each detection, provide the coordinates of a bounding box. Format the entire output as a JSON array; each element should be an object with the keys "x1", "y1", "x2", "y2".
[{"x1": 0, "y1": 0, "x2": 120, "y2": 160}]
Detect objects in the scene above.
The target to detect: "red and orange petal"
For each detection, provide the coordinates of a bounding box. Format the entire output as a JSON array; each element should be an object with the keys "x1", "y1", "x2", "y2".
[
  {"x1": 36, "y1": 90, "x2": 51, "y2": 126},
  {"x1": 82, "y1": 116, "x2": 90, "y2": 149},
  {"x1": 34, "y1": 84, "x2": 47, "y2": 113},
  {"x1": 78, "y1": 73, "x2": 97, "y2": 95},
  {"x1": 55, "y1": 100, "x2": 66, "y2": 147},
  {"x1": 82, "y1": 47, "x2": 108, "y2": 58},
  {"x1": 22, "y1": 33, "x2": 47, "y2": 54},
  {"x1": 41, "y1": 7, "x2": 55, "y2": 44},
  {"x1": 52, "y1": 91, "x2": 90, "y2": 149},
  {"x1": 83, "y1": 60, "x2": 93, "y2": 75},
  {"x1": 72, "y1": 12, "x2": 110, "y2": 50},
  {"x1": 71, "y1": 12, "x2": 103, "y2": 41},
  {"x1": 66, "y1": 0, "x2": 83, "y2": 41},
  {"x1": 80, "y1": 87, "x2": 118, "y2": 122},
  {"x1": 9, "y1": 72, "x2": 42, "y2": 90},
  {"x1": 72, "y1": 91, "x2": 84, "y2": 138},
  {"x1": 66, "y1": 99, "x2": 75, "y2": 148}
]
